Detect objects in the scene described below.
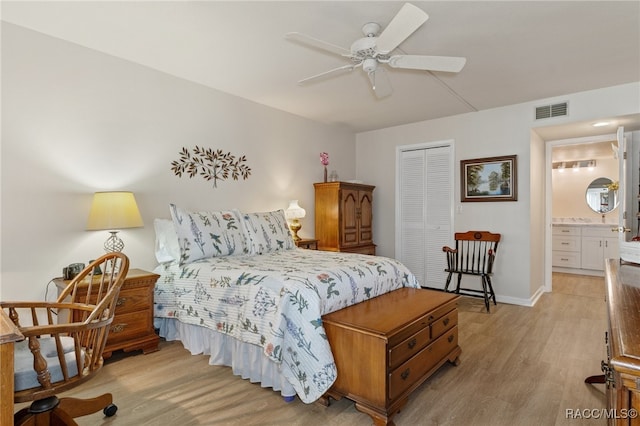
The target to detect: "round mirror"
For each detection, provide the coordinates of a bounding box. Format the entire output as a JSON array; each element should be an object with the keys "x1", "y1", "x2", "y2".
[{"x1": 585, "y1": 177, "x2": 618, "y2": 213}]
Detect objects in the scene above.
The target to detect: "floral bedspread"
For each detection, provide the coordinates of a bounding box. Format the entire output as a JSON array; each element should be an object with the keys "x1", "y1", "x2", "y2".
[{"x1": 154, "y1": 248, "x2": 420, "y2": 403}]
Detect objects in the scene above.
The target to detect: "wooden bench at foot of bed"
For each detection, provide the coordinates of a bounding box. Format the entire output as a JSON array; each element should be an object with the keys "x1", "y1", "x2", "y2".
[{"x1": 319, "y1": 288, "x2": 461, "y2": 426}]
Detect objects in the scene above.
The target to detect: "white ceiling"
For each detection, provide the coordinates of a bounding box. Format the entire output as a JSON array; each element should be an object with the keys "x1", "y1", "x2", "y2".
[{"x1": 2, "y1": 1, "x2": 640, "y2": 138}]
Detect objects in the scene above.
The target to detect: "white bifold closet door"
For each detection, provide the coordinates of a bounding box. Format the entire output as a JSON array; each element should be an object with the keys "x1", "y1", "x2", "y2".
[{"x1": 398, "y1": 145, "x2": 453, "y2": 289}]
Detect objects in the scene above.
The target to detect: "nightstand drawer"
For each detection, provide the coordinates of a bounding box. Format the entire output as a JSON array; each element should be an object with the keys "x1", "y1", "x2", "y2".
[
  {"x1": 115, "y1": 287, "x2": 151, "y2": 314},
  {"x1": 108, "y1": 311, "x2": 152, "y2": 343},
  {"x1": 295, "y1": 239, "x2": 318, "y2": 250}
]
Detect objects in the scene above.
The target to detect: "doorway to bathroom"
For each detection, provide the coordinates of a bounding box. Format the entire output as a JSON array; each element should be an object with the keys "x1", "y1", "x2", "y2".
[{"x1": 548, "y1": 134, "x2": 619, "y2": 280}]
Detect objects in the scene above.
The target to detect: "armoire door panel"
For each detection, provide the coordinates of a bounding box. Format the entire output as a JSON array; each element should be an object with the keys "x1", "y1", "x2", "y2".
[
  {"x1": 341, "y1": 189, "x2": 358, "y2": 247},
  {"x1": 359, "y1": 191, "x2": 373, "y2": 244}
]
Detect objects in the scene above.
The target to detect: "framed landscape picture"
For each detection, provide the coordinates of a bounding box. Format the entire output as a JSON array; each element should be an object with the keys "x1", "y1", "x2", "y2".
[{"x1": 461, "y1": 155, "x2": 517, "y2": 202}]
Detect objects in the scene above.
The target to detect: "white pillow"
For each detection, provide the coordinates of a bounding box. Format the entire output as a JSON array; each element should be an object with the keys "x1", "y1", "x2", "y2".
[
  {"x1": 241, "y1": 209, "x2": 295, "y2": 255},
  {"x1": 170, "y1": 204, "x2": 249, "y2": 264},
  {"x1": 154, "y1": 218, "x2": 181, "y2": 264}
]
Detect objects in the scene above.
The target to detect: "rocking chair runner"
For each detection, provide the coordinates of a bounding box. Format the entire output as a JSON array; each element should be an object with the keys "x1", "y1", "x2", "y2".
[
  {"x1": 2, "y1": 252, "x2": 130, "y2": 426},
  {"x1": 442, "y1": 231, "x2": 501, "y2": 312}
]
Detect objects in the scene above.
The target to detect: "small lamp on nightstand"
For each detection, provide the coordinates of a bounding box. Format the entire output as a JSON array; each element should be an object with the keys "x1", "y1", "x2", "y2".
[
  {"x1": 284, "y1": 200, "x2": 306, "y2": 242},
  {"x1": 87, "y1": 191, "x2": 144, "y2": 253}
]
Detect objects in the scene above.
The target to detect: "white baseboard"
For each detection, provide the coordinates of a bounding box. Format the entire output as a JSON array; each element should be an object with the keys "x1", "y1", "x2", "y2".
[{"x1": 495, "y1": 285, "x2": 546, "y2": 307}]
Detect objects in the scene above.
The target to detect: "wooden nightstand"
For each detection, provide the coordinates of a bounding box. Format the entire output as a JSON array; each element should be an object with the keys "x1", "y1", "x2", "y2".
[
  {"x1": 54, "y1": 268, "x2": 160, "y2": 359},
  {"x1": 295, "y1": 238, "x2": 319, "y2": 250}
]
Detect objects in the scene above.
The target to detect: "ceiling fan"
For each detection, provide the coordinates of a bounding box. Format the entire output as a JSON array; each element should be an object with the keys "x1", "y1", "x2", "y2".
[{"x1": 285, "y1": 3, "x2": 466, "y2": 99}]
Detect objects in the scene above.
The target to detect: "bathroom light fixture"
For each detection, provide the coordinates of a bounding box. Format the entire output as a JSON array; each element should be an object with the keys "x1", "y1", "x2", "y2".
[
  {"x1": 552, "y1": 160, "x2": 596, "y2": 172},
  {"x1": 592, "y1": 121, "x2": 610, "y2": 127}
]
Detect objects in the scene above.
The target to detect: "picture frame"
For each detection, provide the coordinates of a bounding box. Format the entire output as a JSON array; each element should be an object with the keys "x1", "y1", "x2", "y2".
[{"x1": 461, "y1": 155, "x2": 517, "y2": 202}]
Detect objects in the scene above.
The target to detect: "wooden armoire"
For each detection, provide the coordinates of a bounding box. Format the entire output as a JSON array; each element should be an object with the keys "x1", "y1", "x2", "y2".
[{"x1": 314, "y1": 182, "x2": 376, "y2": 255}]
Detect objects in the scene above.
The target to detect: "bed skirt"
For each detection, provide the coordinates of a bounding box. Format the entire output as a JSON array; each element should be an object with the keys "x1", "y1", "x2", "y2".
[{"x1": 155, "y1": 318, "x2": 297, "y2": 399}]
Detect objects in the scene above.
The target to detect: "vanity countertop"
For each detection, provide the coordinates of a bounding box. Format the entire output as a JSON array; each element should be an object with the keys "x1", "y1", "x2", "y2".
[{"x1": 552, "y1": 222, "x2": 615, "y2": 227}]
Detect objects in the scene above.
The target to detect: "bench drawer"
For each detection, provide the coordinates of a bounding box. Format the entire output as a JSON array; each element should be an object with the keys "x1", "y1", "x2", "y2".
[
  {"x1": 389, "y1": 325, "x2": 431, "y2": 370},
  {"x1": 431, "y1": 309, "x2": 457, "y2": 339},
  {"x1": 389, "y1": 326, "x2": 458, "y2": 401}
]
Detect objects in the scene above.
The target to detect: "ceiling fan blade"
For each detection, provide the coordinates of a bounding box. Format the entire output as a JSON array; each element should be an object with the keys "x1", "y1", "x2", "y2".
[
  {"x1": 388, "y1": 55, "x2": 467, "y2": 73},
  {"x1": 297, "y1": 64, "x2": 356, "y2": 85},
  {"x1": 368, "y1": 68, "x2": 393, "y2": 99},
  {"x1": 285, "y1": 32, "x2": 350, "y2": 56},
  {"x1": 376, "y1": 3, "x2": 429, "y2": 54}
]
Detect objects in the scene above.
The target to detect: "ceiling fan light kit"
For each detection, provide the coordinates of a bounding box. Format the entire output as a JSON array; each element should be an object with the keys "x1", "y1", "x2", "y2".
[{"x1": 285, "y1": 2, "x2": 466, "y2": 99}]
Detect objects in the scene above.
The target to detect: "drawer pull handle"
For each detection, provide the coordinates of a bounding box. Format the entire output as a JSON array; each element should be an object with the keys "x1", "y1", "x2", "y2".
[
  {"x1": 427, "y1": 315, "x2": 434, "y2": 322},
  {"x1": 408, "y1": 338, "x2": 417, "y2": 349},
  {"x1": 116, "y1": 297, "x2": 127, "y2": 307},
  {"x1": 111, "y1": 323, "x2": 127, "y2": 333},
  {"x1": 443, "y1": 318, "x2": 450, "y2": 326},
  {"x1": 400, "y1": 368, "x2": 410, "y2": 381},
  {"x1": 448, "y1": 334, "x2": 454, "y2": 343}
]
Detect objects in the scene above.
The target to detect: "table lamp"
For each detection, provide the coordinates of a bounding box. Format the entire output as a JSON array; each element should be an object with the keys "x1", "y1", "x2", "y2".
[
  {"x1": 87, "y1": 191, "x2": 144, "y2": 252},
  {"x1": 284, "y1": 200, "x2": 306, "y2": 242}
]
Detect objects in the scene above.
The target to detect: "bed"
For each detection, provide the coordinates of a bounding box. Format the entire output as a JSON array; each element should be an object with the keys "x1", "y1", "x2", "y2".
[{"x1": 153, "y1": 205, "x2": 420, "y2": 403}]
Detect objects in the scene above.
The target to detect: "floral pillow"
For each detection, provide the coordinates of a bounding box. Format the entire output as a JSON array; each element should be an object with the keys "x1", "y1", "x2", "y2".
[
  {"x1": 169, "y1": 204, "x2": 249, "y2": 265},
  {"x1": 241, "y1": 209, "x2": 295, "y2": 255}
]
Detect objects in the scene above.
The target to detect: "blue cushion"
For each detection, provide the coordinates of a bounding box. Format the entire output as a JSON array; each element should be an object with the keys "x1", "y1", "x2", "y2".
[{"x1": 14, "y1": 337, "x2": 81, "y2": 391}]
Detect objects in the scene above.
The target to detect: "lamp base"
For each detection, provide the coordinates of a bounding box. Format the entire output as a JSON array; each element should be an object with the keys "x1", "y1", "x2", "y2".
[
  {"x1": 104, "y1": 231, "x2": 125, "y2": 253},
  {"x1": 289, "y1": 220, "x2": 302, "y2": 242}
]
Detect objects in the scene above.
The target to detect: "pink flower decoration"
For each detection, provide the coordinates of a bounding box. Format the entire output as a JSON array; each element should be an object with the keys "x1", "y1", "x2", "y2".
[{"x1": 320, "y1": 152, "x2": 329, "y2": 166}]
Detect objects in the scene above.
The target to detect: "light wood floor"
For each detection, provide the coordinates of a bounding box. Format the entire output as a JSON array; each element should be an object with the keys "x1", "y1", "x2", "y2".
[{"x1": 16, "y1": 273, "x2": 608, "y2": 425}]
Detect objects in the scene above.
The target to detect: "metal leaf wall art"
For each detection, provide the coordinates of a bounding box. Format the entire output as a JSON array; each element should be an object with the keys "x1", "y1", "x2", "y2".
[{"x1": 171, "y1": 146, "x2": 251, "y2": 188}]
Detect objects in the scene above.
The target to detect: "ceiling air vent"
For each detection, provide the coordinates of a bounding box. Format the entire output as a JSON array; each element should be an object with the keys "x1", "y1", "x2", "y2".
[{"x1": 535, "y1": 102, "x2": 568, "y2": 120}]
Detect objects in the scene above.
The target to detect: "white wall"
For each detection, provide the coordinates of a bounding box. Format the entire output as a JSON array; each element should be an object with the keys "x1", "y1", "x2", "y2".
[
  {"x1": 356, "y1": 82, "x2": 640, "y2": 304},
  {"x1": 529, "y1": 130, "x2": 546, "y2": 299},
  {"x1": 552, "y1": 157, "x2": 619, "y2": 222},
  {"x1": 1, "y1": 24, "x2": 356, "y2": 301}
]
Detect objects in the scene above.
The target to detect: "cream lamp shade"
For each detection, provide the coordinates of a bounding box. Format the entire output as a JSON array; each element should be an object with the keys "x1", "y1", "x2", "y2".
[
  {"x1": 87, "y1": 191, "x2": 144, "y2": 252},
  {"x1": 285, "y1": 200, "x2": 306, "y2": 242}
]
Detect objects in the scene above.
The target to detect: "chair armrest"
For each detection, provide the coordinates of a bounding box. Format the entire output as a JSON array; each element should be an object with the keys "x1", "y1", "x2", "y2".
[
  {"x1": 2, "y1": 302, "x2": 100, "y2": 331},
  {"x1": 442, "y1": 246, "x2": 457, "y2": 253}
]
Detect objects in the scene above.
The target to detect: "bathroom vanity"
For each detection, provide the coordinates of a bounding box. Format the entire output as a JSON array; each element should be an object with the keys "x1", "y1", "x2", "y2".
[{"x1": 552, "y1": 223, "x2": 619, "y2": 275}]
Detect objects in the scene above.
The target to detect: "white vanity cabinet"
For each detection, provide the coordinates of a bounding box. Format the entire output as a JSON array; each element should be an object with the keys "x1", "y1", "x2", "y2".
[
  {"x1": 552, "y1": 224, "x2": 619, "y2": 274},
  {"x1": 581, "y1": 227, "x2": 619, "y2": 271},
  {"x1": 552, "y1": 225, "x2": 582, "y2": 268}
]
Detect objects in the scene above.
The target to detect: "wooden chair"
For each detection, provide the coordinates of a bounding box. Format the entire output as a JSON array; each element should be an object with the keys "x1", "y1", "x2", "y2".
[
  {"x1": 442, "y1": 231, "x2": 501, "y2": 312},
  {"x1": 2, "y1": 252, "x2": 130, "y2": 426}
]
